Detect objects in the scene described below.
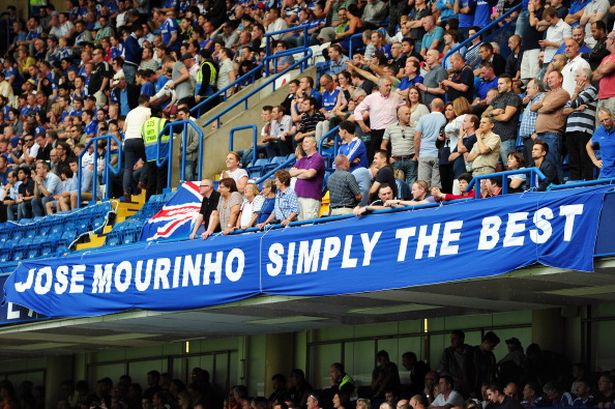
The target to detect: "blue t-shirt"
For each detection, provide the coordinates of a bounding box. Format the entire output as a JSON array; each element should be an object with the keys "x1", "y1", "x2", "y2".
[
  {"x1": 160, "y1": 18, "x2": 179, "y2": 50},
  {"x1": 416, "y1": 112, "x2": 446, "y2": 158},
  {"x1": 476, "y1": 77, "x2": 498, "y2": 100},
  {"x1": 473, "y1": 0, "x2": 491, "y2": 27},
  {"x1": 421, "y1": 26, "x2": 445, "y2": 51},
  {"x1": 84, "y1": 120, "x2": 98, "y2": 136},
  {"x1": 141, "y1": 82, "x2": 156, "y2": 98},
  {"x1": 459, "y1": 0, "x2": 476, "y2": 27},
  {"x1": 321, "y1": 88, "x2": 340, "y2": 112},
  {"x1": 592, "y1": 125, "x2": 615, "y2": 178},
  {"x1": 339, "y1": 138, "x2": 369, "y2": 171},
  {"x1": 120, "y1": 90, "x2": 130, "y2": 117},
  {"x1": 398, "y1": 75, "x2": 424, "y2": 91}
]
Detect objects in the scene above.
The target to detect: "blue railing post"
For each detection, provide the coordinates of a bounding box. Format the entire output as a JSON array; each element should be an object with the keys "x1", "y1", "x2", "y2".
[
  {"x1": 466, "y1": 167, "x2": 547, "y2": 198},
  {"x1": 229, "y1": 125, "x2": 259, "y2": 166},
  {"x1": 156, "y1": 119, "x2": 205, "y2": 189}
]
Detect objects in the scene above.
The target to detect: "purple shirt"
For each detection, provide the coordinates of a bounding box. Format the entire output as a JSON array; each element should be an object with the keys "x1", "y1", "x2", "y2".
[{"x1": 294, "y1": 152, "x2": 325, "y2": 200}]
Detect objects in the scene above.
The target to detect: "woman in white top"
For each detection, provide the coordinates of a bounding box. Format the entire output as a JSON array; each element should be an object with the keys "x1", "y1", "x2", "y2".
[
  {"x1": 441, "y1": 98, "x2": 471, "y2": 193},
  {"x1": 237, "y1": 183, "x2": 265, "y2": 229},
  {"x1": 407, "y1": 86, "x2": 430, "y2": 127},
  {"x1": 221, "y1": 151, "x2": 248, "y2": 193}
]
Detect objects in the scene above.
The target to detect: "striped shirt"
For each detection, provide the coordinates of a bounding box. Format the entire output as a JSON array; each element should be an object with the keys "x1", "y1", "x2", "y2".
[
  {"x1": 383, "y1": 122, "x2": 415, "y2": 157},
  {"x1": 274, "y1": 188, "x2": 300, "y2": 222},
  {"x1": 565, "y1": 85, "x2": 597, "y2": 135},
  {"x1": 519, "y1": 93, "x2": 545, "y2": 139}
]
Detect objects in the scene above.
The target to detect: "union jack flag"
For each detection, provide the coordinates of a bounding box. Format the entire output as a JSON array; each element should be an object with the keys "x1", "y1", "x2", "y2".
[{"x1": 140, "y1": 181, "x2": 203, "y2": 241}]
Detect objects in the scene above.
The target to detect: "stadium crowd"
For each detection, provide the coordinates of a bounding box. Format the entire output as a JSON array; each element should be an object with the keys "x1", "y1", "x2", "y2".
[
  {"x1": 1, "y1": 333, "x2": 615, "y2": 409},
  {"x1": 0, "y1": 0, "x2": 613, "y2": 228}
]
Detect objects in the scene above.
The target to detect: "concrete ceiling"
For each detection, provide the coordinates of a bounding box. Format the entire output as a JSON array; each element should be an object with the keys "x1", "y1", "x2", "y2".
[{"x1": 1, "y1": 258, "x2": 614, "y2": 359}]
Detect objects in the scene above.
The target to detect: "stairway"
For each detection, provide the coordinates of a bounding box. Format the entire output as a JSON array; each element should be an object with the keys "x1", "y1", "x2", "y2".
[{"x1": 74, "y1": 190, "x2": 146, "y2": 251}]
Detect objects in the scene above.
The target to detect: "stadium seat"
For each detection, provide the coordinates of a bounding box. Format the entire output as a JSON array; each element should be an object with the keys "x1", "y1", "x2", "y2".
[{"x1": 247, "y1": 158, "x2": 270, "y2": 178}]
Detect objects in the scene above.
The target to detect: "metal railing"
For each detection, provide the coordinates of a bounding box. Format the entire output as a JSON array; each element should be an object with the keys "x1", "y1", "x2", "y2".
[
  {"x1": 442, "y1": 3, "x2": 522, "y2": 67},
  {"x1": 467, "y1": 167, "x2": 547, "y2": 199},
  {"x1": 201, "y1": 48, "x2": 313, "y2": 130},
  {"x1": 156, "y1": 119, "x2": 205, "y2": 189},
  {"x1": 254, "y1": 155, "x2": 297, "y2": 184},
  {"x1": 228, "y1": 125, "x2": 259, "y2": 167},
  {"x1": 264, "y1": 23, "x2": 312, "y2": 68},
  {"x1": 548, "y1": 177, "x2": 615, "y2": 190},
  {"x1": 77, "y1": 134, "x2": 123, "y2": 207},
  {"x1": 317, "y1": 125, "x2": 341, "y2": 158}
]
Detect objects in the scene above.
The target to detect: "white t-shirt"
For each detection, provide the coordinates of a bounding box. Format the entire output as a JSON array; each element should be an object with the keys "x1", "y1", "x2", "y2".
[
  {"x1": 124, "y1": 106, "x2": 151, "y2": 140},
  {"x1": 431, "y1": 390, "x2": 465, "y2": 408},
  {"x1": 225, "y1": 167, "x2": 248, "y2": 184},
  {"x1": 544, "y1": 19, "x2": 571, "y2": 63}
]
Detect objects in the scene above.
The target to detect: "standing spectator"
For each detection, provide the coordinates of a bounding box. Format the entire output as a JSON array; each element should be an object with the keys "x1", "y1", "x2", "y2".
[
  {"x1": 215, "y1": 177, "x2": 242, "y2": 235},
  {"x1": 371, "y1": 350, "x2": 401, "y2": 399},
  {"x1": 593, "y1": 31, "x2": 615, "y2": 123},
  {"x1": 563, "y1": 68, "x2": 597, "y2": 181},
  {"x1": 475, "y1": 43, "x2": 506, "y2": 77},
  {"x1": 169, "y1": 54, "x2": 195, "y2": 107},
  {"x1": 471, "y1": 331, "x2": 500, "y2": 396},
  {"x1": 519, "y1": 80, "x2": 545, "y2": 165},
  {"x1": 532, "y1": 140, "x2": 559, "y2": 190},
  {"x1": 294, "y1": 97, "x2": 325, "y2": 144},
  {"x1": 176, "y1": 107, "x2": 200, "y2": 181},
  {"x1": 579, "y1": 0, "x2": 610, "y2": 48},
  {"x1": 289, "y1": 136, "x2": 325, "y2": 221},
  {"x1": 369, "y1": 150, "x2": 398, "y2": 201},
  {"x1": 189, "y1": 179, "x2": 221, "y2": 240},
  {"x1": 31, "y1": 161, "x2": 62, "y2": 216},
  {"x1": 441, "y1": 53, "x2": 474, "y2": 103},
  {"x1": 467, "y1": 116, "x2": 501, "y2": 175},
  {"x1": 539, "y1": 7, "x2": 571, "y2": 64},
  {"x1": 505, "y1": 35, "x2": 522, "y2": 85},
  {"x1": 326, "y1": 45, "x2": 350, "y2": 77},
  {"x1": 327, "y1": 154, "x2": 362, "y2": 215},
  {"x1": 438, "y1": 330, "x2": 474, "y2": 398},
  {"x1": 416, "y1": 50, "x2": 447, "y2": 106},
  {"x1": 483, "y1": 75, "x2": 521, "y2": 165},
  {"x1": 532, "y1": 70, "x2": 570, "y2": 181},
  {"x1": 587, "y1": 109, "x2": 615, "y2": 179},
  {"x1": 216, "y1": 48, "x2": 236, "y2": 98},
  {"x1": 141, "y1": 111, "x2": 169, "y2": 200},
  {"x1": 354, "y1": 77, "x2": 405, "y2": 160},
  {"x1": 582, "y1": 21, "x2": 609, "y2": 70},
  {"x1": 123, "y1": 24, "x2": 143, "y2": 85},
  {"x1": 415, "y1": 99, "x2": 446, "y2": 188},
  {"x1": 122, "y1": 95, "x2": 151, "y2": 201},
  {"x1": 259, "y1": 170, "x2": 299, "y2": 227},
  {"x1": 89, "y1": 46, "x2": 113, "y2": 107},
  {"x1": 420, "y1": 17, "x2": 444, "y2": 57},
  {"x1": 270, "y1": 105, "x2": 293, "y2": 157},
  {"x1": 338, "y1": 120, "x2": 369, "y2": 172},
  {"x1": 221, "y1": 152, "x2": 248, "y2": 194},
  {"x1": 521, "y1": 0, "x2": 545, "y2": 82},
  {"x1": 382, "y1": 106, "x2": 417, "y2": 186},
  {"x1": 561, "y1": 39, "x2": 591, "y2": 96}
]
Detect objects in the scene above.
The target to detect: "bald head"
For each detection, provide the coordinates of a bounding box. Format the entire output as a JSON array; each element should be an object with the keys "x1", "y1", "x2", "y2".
[
  {"x1": 334, "y1": 154, "x2": 350, "y2": 170},
  {"x1": 431, "y1": 98, "x2": 445, "y2": 112}
]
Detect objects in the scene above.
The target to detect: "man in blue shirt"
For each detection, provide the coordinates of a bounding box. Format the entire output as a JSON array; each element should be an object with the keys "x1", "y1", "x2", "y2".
[
  {"x1": 156, "y1": 10, "x2": 180, "y2": 52},
  {"x1": 587, "y1": 108, "x2": 615, "y2": 179},
  {"x1": 338, "y1": 120, "x2": 369, "y2": 171}
]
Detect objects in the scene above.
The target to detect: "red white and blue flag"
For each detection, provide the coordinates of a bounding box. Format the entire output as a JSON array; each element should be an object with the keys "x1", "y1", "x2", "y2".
[{"x1": 140, "y1": 181, "x2": 203, "y2": 241}]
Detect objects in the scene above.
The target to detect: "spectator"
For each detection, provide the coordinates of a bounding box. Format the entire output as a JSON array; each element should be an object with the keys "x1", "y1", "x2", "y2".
[
  {"x1": 338, "y1": 120, "x2": 368, "y2": 172},
  {"x1": 175, "y1": 107, "x2": 200, "y2": 181},
  {"x1": 593, "y1": 31, "x2": 615, "y2": 124},
  {"x1": 385, "y1": 180, "x2": 436, "y2": 206},
  {"x1": 467, "y1": 116, "x2": 501, "y2": 176},
  {"x1": 354, "y1": 78, "x2": 405, "y2": 160},
  {"x1": 255, "y1": 179, "x2": 277, "y2": 229},
  {"x1": 582, "y1": 21, "x2": 609, "y2": 70},
  {"x1": 483, "y1": 74, "x2": 521, "y2": 165},
  {"x1": 215, "y1": 177, "x2": 242, "y2": 235},
  {"x1": 415, "y1": 99, "x2": 446, "y2": 188},
  {"x1": 216, "y1": 48, "x2": 236, "y2": 98},
  {"x1": 561, "y1": 39, "x2": 591, "y2": 96},
  {"x1": 429, "y1": 376, "x2": 465, "y2": 409},
  {"x1": 221, "y1": 152, "x2": 248, "y2": 194},
  {"x1": 486, "y1": 385, "x2": 523, "y2": 409},
  {"x1": 270, "y1": 105, "x2": 293, "y2": 157},
  {"x1": 327, "y1": 154, "x2": 362, "y2": 215},
  {"x1": 431, "y1": 173, "x2": 475, "y2": 201},
  {"x1": 532, "y1": 70, "x2": 570, "y2": 181},
  {"x1": 289, "y1": 136, "x2": 324, "y2": 221},
  {"x1": 540, "y1": 7, "x2": 571, "y2": 64},
  {"x1": 326, "y1": 45, "x2": 350, "y2": 77},
  {"x1": 382, "y1": 106, "x2": 417, "y2": 186},
  {"x1": 369, "y1": 150, "x2": 398, "y2": 202},
  {"x1": 474, "y1": 62, "x2": 499, "y2": 105},
  {"x1": 442, "y1": 53, "x2": 474, "y2": 103},
  {"x1": 259, "y1": 169, "x2": 299, "y2": 227},
  {"x1": 141, "y1": 111, "x2": 169, "y2": 200},
  {"x1": 420, "y1": 17, "x2": 444, "y2": 57},
  {"x1": 15, "y1": 166, "x2": 35, "y2": 220},
  {"x1": 521, "y1": 0, "x2": 545, "y2": 82},
  {"x1": 31, "y1": 160, "x2": 62, "y2": 216},
  {"x1": 532, "y1": 140, "x2": 559, "y2": 190},
  {"x1": 579, "y1": 0, "x2": 610, "y2": 48},
  {"x1": 506, "y1": 152, "x2": 528, "y2": 193},
  {"x1": 189, "y1": 179, "x2": 221, "y2": 240},
  {"x1": 237, "y1": 183, "x2": 264, "y2": 230},
  {"x1": 416, "y1": 50, "x2": 447, "y2": 106},
  {"x1": 2, "y1": 170, "x2": 20, "y2": 222},
  {"x1": 294, "y1": 97, "x2": 325, "y2": 144},
  {"x1": 543, "y1": 382, "x2": 573, "y2": 408},
  {"x1": 505, "y1": 35, "x2": 522, "y2": 86},
  {"x1": 587, "y1": 109, "x2": 615, "y2": 179},
  {"x1": 594, "y1": 374, "x2": 615, "y2": 409},
  {"x1": 519, "y1": 80, "x2": 545, "y2": 165},
  {"x1": 122, "y1": 95, "x2": 150, "y2": 201}
]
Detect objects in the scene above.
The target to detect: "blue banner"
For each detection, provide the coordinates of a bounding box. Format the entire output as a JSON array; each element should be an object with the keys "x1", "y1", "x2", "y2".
[
  {"x1": 2, "y1": 186, "x2": 609, "y2": 318},
  {"x1": 0, "y1": 275, "x2": 45, "y2": 324}
]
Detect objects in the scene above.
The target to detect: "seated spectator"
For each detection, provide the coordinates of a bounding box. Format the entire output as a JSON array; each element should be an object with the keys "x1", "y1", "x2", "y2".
[
  {"x1": 272, "y1": 40, "x2": 294, "y2": 73},
  {"x1": 482, "y1": 177, "x2": 503, "y2": 198},
  {"x1": 362, "y1": 0, "x2": 387, "y2": 28},
  {"x1": 486, "y1": 385, "x2": 523, "y2": 409},
  {"x1": 31, "y1": 160, "x2": 62, "y2": 216},
  {"x1": 259, "y1": 169, "x2": 299, "y2": 227},
  {"x1": 189, "y1": 179, "x2": 221, "y2": 240},
  {"x1": 543, "y1": 382, "x2": 573, "y2": 408},
  {"x1": 327, "y1": 155, "x2": 362, "y2": 215},
  {"x1": 1, "y1": 170, "x2": 19, "y2": 222},
  {"x1": 594, "y1": 374, "x2": 615, "y2": 409},
  {"x1": 385, "y1": 180, "x2": 436, "y2": 207},
  {"x1": 326, "y1": 45, "x2": 351, "y2": 77},
  {"x1": 506, "y1": 152, "x2": 528, "y2": 193},
  {"x1": 255, "y1": 179, "x2": 276, "y2": 229},
  {"x1": 14, "y1": 166, "x2": 35, "y2": 220},
  {"x1": 369, "y1": 150, "x2": 398, "y2": 202},
  {"x1": 269, "y1": 105, "x2": 293, "y2": 157},
  {"x1": 521, "y1": 383, "x2": 545, "y2": 409},
  {"x1": 352, "y1": 183, "x2": 396, "y2": 216},
  {"x1": 431, "y1": 173, "x2": 474, "y2": 201},
  {"x1": 428, "y1": 376, "x2": 465, "y2": 409},
  {"x1": 237, "y1": 183, "x2": 264, "y2": 230},
  {"x1": 532, "y1": 140, "x2": 559, "y2": 190},
  {"x1": 571, "y1": 379, "x2": 594, "y2": 407},
  {"x1": 586, "y1": 108, "x2": 615, "y2": 179},
  {"x1": 474, "y1": 63, "x2": 499, "y2": 106}
]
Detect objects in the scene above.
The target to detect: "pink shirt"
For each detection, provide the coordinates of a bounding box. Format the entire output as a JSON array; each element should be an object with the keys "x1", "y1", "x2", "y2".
[
  {"x1": 598, "y1": 53, "x2": 615, "y2": 99},
  {"x1": 353, "y1": 91, "x2": 405, "y2": 130}
]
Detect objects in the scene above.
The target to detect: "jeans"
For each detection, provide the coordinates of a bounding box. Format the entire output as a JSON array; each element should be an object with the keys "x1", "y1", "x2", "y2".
[
  {"x1": 17, "y1": 201, "x2": 32, "y2": 219},
  {"x1": 184, "y1": 160, "x2": 197, "y2": 182},
  {"x1": 123, "y1": 138, "x2": 146, "y2": 195},
  {"x1": 515, "y1": 9, "x2": 529, "y2": 37},
  {"x1": 31, "y1": 196, "x2": 55, "y2": 217},
  {"x1": 392, "y1": 158, "x2": 418, "y2": 186},
  {"x1": 538, "y1": 132, "x2": 563, "y2": 182},
  {"x1": 500, "y1": 139, "x2": 517, "y2": 167},
  {"x1": 122, "y1": 63, "x2": 137, "y2": 85}
]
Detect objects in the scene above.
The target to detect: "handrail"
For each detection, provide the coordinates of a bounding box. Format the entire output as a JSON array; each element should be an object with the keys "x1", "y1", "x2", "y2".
[
  {"x1": 78, "y1": 133, "x2": 123, "y2": 207},
  {"x1": 442, "y1": 3, "x2": 522, "y2": 67},
  {"x1": 348, "y1": 32, "x2": 364, "y2": 59},
  {"x1": 467, "y1": 167, "x2": 547, "y2": 199},
  {"x1": 202, "y1": 49, "x2": 313, "y2": 130},
  {"x1": 155, "y1": 119, "x2": 205, "y2": 189},
  {"x1": 548, "y1": 177, "x2": 615, "y2": 190},
  {"x1": 317, "y1": 125, "x2": 341, "y2": 157},
  {"x1": 255, "y1": 155, "x2": 297, "y2": 185},
  {"x1": 264, "y1": 23, "x2": 312, "y2": 62},
  {"x1": 190, "y1": 48, "x2": 307, "y2": 117},
  {"x1": 229, "y1": 125, "x2": 258, "y2": 167}
]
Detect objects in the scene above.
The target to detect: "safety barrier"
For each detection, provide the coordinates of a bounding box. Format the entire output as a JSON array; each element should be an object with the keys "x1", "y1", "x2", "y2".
[{"x1": 467, "y1": 167, "x2": 547, "y2": 199}]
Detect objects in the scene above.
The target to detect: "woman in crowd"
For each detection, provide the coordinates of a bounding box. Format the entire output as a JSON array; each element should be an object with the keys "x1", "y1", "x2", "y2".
[
  {"x1": 448, "y1": 114, "x2": 479, "y2": 177},
  {"x1": 407, "y1": 86, "x2": 429, "y2": 126},
  {"x1": 237, "y1": 182, "x2": 264, "y2": 230},
  {"x1": 216, "y1": 177, "x2": 243, "y2": 235},
  {"x1": 442, "y1": 97, "x2": 471, "y2": 192},
  {"x1": 255, "y1": 179, "x2": 276, "y2": 229},
  {"x1": 506, "y1": 151, "x2": 527, "y2": 193},
  {"x1": 221, "y1": 151, "x2": 248, "y2": 194}
]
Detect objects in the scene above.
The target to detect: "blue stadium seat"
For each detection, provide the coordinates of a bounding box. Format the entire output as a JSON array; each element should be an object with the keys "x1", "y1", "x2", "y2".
[
  {"x1": 26, "y1": 246, "x2": 40, "y2": 259},
  {"x1": 247, "y1": 158, "x2": 270, "y2": 178},
  {"x1": 264, "y1": 156, "x2": 288, "y2": 173}
]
